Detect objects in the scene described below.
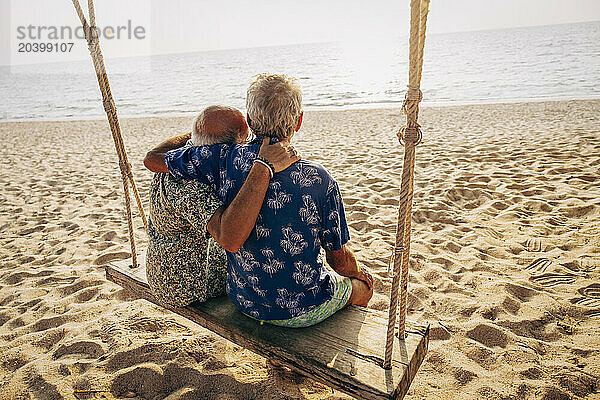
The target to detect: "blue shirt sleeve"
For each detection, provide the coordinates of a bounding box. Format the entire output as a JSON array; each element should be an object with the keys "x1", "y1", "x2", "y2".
[
  {"x1": 165, "y1": 144, "x2": 222, "y2": 189},
  {"x1": 320, "y1": 178, "x2": 350, "y2": 251}
]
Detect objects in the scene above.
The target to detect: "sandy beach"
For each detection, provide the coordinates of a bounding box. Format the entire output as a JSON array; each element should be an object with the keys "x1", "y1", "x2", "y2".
[{"x1": 0, "y1": 99, "x2": 598, "y2": 399}]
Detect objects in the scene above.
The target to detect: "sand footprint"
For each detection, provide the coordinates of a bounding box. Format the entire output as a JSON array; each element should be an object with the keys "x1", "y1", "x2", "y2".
[
  {"x1": 18, "y1": 225, "x2": 45, "y2": 236},
  {"x1": 584, "y1": 309, "x2": 600, "y2": 318},
  {"x1": 30, "y1": 315, "x2": 68, "y2": 332},
  {"x1": 562, "y1": 258, "x2": 598, "y2": 273},
  {"x1": 525, "y1": 258, "x2": 551, "y2": 274},
  {"x1": 547, "y1": 215, "x2": 568, "y2": 226},
  {"x1": 53, "y1": 340, "x2": 105, "y2": 359},
  {"x1": 579, "y1": 283, "x2": 600, "y2": 298},
  {"x1": 110, "y1": 364, "x2": 166, "y2": 399},
  {"x1": 529, "y1": 273, "x2": 577, "y2": 287},
  {"x1": 570, "y1": 283, "x2": 600, "y2": 308},
  {"x1": 466, "y1": 323, "x2": 508, "y2": 348},
  {"x1": 571, "y1": 297, "x2": 600, "y2": 307},
  {"x1": 525, "y1": 238, "x2": 543, "y2": 252},
  {"x1": 476, "y1": 226, "x2": 502, "y2": 240}
]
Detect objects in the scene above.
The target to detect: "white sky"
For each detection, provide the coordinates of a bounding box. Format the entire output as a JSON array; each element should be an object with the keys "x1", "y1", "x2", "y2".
[
  {"x1": 150, "y1": 0, "x2": 600, "y2": 53},
  {"x1": 1, "y1": 0, "x2": 599, "y2": 65}
]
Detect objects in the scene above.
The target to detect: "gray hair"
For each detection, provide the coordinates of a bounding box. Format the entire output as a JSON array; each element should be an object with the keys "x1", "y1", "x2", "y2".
[
  {"x1": 246, "y1": 74, "x2": 302, "y2": 139},
  {"x1": 191, "y1": 105, "x2": 242, "y2": 145}
]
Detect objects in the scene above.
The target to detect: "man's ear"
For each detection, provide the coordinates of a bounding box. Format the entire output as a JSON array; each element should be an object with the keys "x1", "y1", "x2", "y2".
[
  {"x1": 237, "y1": 128, "x2": 250, "y2": 143},
  {"x1": 295, "y1": 111, "x2": 304, "y2": 132}
]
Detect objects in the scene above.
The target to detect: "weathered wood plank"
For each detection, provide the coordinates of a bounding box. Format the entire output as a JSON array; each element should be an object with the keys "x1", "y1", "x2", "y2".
[{"x1": 106, "y1": 257, "x2": 429, "y2": 400}]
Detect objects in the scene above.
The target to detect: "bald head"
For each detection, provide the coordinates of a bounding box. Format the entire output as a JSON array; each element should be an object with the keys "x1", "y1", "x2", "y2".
[{"x1": 191, "y1": 105, "x2": 249, "y2": 146}]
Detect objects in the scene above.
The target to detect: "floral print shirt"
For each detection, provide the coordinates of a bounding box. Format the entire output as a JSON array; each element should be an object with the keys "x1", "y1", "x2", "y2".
[
  {"x1": 165, "y1": 137, "x2": 350, "y2": 320},
  {"x1": 146, "y1": 173, "x2": 227, "y2": 307}
]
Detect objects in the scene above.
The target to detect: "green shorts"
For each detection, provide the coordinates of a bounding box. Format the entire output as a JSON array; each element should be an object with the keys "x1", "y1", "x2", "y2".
[{"x1": 249, "y1": 272, "x2": 352, "y2": 328}]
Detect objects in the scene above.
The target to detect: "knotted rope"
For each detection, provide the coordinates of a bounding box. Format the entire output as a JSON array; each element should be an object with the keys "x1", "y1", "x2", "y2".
[
  {"x1": 71, "y1": 0, "x2": 148, "y2": 268},
  {"x1": 384, "y1": 0, "x2": 430, "y2": 369}
]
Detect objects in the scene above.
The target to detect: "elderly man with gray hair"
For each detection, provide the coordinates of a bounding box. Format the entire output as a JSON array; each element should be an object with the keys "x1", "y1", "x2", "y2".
[{"x1": 147, "y1": 74, "x2": 373, "y2": 327}]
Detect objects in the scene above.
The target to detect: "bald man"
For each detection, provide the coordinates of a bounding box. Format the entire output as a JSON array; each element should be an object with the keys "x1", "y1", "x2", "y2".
[
  {"x1": 144, "y1": 105, "x2": 299, "y2": 307},
  {"x1": 190, "y1": 105, "x2": 249, "y2": 145}
]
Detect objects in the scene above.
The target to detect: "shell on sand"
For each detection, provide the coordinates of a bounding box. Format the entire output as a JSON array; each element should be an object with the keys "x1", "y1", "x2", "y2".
[{"x1": 0, "y1": 99, "x2": 599, "y2": 399}]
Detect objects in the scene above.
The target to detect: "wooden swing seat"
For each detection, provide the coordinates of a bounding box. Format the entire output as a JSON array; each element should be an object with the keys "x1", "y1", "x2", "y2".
[{"x1": 106, "y1": 257, "x2": 429, "y2": 400}]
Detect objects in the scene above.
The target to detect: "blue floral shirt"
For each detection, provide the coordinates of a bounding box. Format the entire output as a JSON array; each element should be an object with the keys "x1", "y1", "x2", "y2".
[{"x1": 165, "y1": 137, "x2": 350, "y2": 320}]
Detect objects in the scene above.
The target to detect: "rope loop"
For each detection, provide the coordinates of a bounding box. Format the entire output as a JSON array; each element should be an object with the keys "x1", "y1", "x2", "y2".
[
  {"x1": 387, "y1": 244, "x2": 407, "y2": 276},
  {"x1": 397, "y1": 124, "x2": 423, "y2": 146}
]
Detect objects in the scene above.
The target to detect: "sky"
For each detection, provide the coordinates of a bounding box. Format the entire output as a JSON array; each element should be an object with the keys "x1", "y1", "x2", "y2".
[
  {"x1": 1, "y1": 0, "x2": 599, "y2": 65},
  {"x1": 150, "y1": 0, "x2": 600, "y2": 53}
]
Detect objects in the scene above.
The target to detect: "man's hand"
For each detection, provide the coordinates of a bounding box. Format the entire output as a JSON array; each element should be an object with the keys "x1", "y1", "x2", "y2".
[
  {"x1": 258, "y1": 139, "x2": 301, "y2": 173},
  {"x1": 327, "y1": 246, "x2": 374, "y2": 307},
  {"x1": 207, "y1": 139, "x2": 300, "y2": 253},
  {"x1": 326, "y1": 245, "x2": 373, "y2": 290}
]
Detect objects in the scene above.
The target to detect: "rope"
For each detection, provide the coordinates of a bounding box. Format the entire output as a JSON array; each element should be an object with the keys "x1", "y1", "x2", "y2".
[
  {"x1": 71, "y1": 0, "x2": 148, "y2": 268},
  {"x1": 71, "y1": 0, "x2": 88, "y2": 30},
  {"x1": 87, "y1": 0, "x2": 96, "y2": 27},
  {"x1": 383, "y1": 0, "x2": 430, "y2": 370}
]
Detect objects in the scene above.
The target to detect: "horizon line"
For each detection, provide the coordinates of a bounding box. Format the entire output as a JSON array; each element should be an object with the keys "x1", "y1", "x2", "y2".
[{"x1": 1, "y1": 19, "x2": 598, "y2": 68}]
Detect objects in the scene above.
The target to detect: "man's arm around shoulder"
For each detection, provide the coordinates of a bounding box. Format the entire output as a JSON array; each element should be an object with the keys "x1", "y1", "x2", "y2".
[
  {"x1": 144, "y1": 132, "x2": 191, "y2": 173},
  {"x1": 207, "y1": 162, "x2": 271, "y2": 252},
  {"x1": 206, "y1": 140, "x2": 301, "y2": 252}
]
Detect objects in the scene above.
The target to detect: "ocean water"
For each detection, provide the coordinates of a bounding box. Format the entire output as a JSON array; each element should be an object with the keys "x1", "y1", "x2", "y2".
[{"x1": 1, "y1": 21, "x2": 599, "y2": 121}]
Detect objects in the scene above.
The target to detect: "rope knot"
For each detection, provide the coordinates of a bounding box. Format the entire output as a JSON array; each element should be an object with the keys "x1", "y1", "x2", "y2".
[
  {"x1": 86, "y1": 26, "x2": 100, "y2": 53},
  {"x1": 103, "y1": 99, "x2": 115, "y2": 113},
  {"x1": 119, "y1": 161, "x2": 132, "y2": 174},
  {"x1": 397, "y1": 124, "x2": 423, "y2": 146},
  {"x1": 87, "y1": 38, "x2": 99, "y2": 54},
  {"x1": 387, "y1": 244, "x2": 407, "y2": 276},
  {"x1": 405, "y1": 86, "x2": 423, "y2": 102},
  {"x1": 394, "y1": 244, "x2": 407, "y2": 254},
  {"x1": 400, "y1": 87, "x2": 424, "y2": 136}
]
